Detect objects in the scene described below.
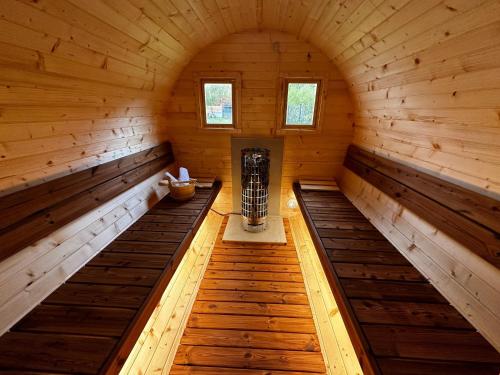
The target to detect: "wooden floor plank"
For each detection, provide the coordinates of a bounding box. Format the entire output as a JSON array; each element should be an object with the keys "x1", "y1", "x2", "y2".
[
  {"x1": 170, "y1": 365, "x2": 325, "y2": 374},
  {"x1": 210, "y1": 254, "x2": 299, "y2": 264},
  {"x1": 174, "y1": 346, "x2": 326, "y2": 372},
  {"x1": 200, "y1": 279, "x2": 306, "y2": 293},
  {"x1": 214, "y1": 240, "x2": 296, "y2": 250},
  {"x1": 187, "y1": 313, "x2": 317, "y2": 334},
  {"x1": 211, "y1": 247, "x2": 297, "y2": 257},
  {"x1": 207, "y1": 261, "x2": 302, "y2": 273},
  {"x1": 204, "y1": 270, "x2": 304, "y2": 282},
  {"x1": 180, "y1": 328, "x2": 321, "y2": 351},
  {"x1": 192, "y1": 301, "x2": 312, "y2": 318},
  {"x1": 196, "y1": 290, "x2": 309, "y2": 305}
]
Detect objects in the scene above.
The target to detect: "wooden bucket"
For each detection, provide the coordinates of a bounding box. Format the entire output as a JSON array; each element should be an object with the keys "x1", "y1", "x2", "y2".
[{"x1": 168, "y1": 178, "x2": 197, "y2": 201}]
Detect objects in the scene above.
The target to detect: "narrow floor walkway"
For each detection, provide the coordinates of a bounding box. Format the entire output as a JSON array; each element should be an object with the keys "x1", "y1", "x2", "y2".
[{"x1": 170, "y1": 218, "x2": 327, "y2": 374}]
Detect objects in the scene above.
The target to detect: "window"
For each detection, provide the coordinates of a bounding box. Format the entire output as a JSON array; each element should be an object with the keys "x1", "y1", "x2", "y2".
[
  {"x1": 278, "y1": 78, "x2": 324, "y2": 132},
  {"x1": 203, "y1": 81, "x2": 233, "y2": 126},
  {"x1": 196, "y1": 73, "x2": 241, "y2": 131},
  {"x1": 285, "y1": 82, "x2": 318, "y2": 126}
]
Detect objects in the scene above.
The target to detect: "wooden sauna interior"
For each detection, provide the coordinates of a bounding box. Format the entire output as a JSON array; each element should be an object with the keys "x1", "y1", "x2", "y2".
[{"x1": 0, "y1": 0, "x2": 499, "y2": 374}]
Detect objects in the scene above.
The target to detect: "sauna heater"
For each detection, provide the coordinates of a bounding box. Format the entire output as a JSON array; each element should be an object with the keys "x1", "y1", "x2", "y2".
[{"x1": 241, "y1": 148, "x2": 270, "y2": 232}]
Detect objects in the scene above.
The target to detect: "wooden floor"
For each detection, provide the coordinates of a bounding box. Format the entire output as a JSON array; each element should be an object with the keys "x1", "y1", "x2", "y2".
[
  {"x1": 170, "y1": 218, "x2": 327, "y2": 374},
  {"x1": 0, "y1": 186, "x2": 220, "y2": 374},
  {"x1": 296, "y1": 188, "x2": 500, "y2": 375}
]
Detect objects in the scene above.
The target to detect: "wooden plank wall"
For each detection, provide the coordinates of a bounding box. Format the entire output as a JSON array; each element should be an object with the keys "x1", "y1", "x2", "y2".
[
  {"x1": 2, "y1": 1, "x2": 498, "y2": 200},
  {"x1": 0, "y1": 0, "x2": 179, "y2": 197},
  {"x1": 338, "y1": 0, "x2": 500, "y2": 197},
  {"x1": 0, "y1": 166, "x2": 173, "y2": 336},
  {"x1": 165, "y1": 31, "x2": 354, "y2": 215}
]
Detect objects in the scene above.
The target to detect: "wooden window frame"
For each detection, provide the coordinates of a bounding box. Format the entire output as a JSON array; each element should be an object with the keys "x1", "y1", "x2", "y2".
[
  {"x1": 276, "y1": 76, "x2": 326, "y2": 134},
  {"x1": 194, "y1": 72, "x2": 241, "y2": 133}
]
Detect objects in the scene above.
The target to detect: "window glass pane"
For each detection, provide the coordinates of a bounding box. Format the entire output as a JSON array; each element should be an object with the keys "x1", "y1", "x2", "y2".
[
  {"x1": 285, "y1": 82, "x2": 318, "y2": 126},
  {"x1": 204, "y1": 83, "x2": 233, "y2": 125}
]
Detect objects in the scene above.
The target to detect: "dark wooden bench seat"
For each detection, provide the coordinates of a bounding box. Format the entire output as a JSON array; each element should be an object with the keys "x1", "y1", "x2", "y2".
[
  {"x1": 294, "y1": 185, "x2": 500, "y2": 375},
  {"x1": 0, "y1": 183, "x2": 221, "y2": 374}
]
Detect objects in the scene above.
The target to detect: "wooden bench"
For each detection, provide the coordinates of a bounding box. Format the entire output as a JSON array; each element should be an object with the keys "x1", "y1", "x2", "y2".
[
  {"x1": 294, "y1": 184, "x2": 500, "y2": 375},
  {"x1": 0, "y1": 141, "x2": 222, "y2": 374},
  {"x1": 0, "y1": 183, "x2": 220, "y2": 374}
]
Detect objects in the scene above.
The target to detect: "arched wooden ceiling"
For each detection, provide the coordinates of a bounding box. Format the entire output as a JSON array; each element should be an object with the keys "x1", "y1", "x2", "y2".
[
  {"x1": 1, "y1": 0, "x2": 498, "y2": 198},
  {"x1": 94, "y1": 0, "x2": 496, "y2": 195}
]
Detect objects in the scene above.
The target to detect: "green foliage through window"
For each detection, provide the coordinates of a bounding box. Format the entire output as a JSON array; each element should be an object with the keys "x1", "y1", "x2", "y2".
[
  {"x1": 204, "y1": 82, "x2": 233, "y2": 125},
  {"x1": 285, "y1": 83, "x2": 318, "y2": 126}
]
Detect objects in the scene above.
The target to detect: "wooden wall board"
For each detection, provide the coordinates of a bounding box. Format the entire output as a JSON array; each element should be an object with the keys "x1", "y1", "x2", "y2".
[
  {"x1": 294, "y1": 185, "x2": 500, "y2": 374},
  {"x1": 1, "y1": 0, "x2": 497, "y2": 201},
  {"x1": 0, "y1": 0, "x2": 174, "y2": 197}
]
